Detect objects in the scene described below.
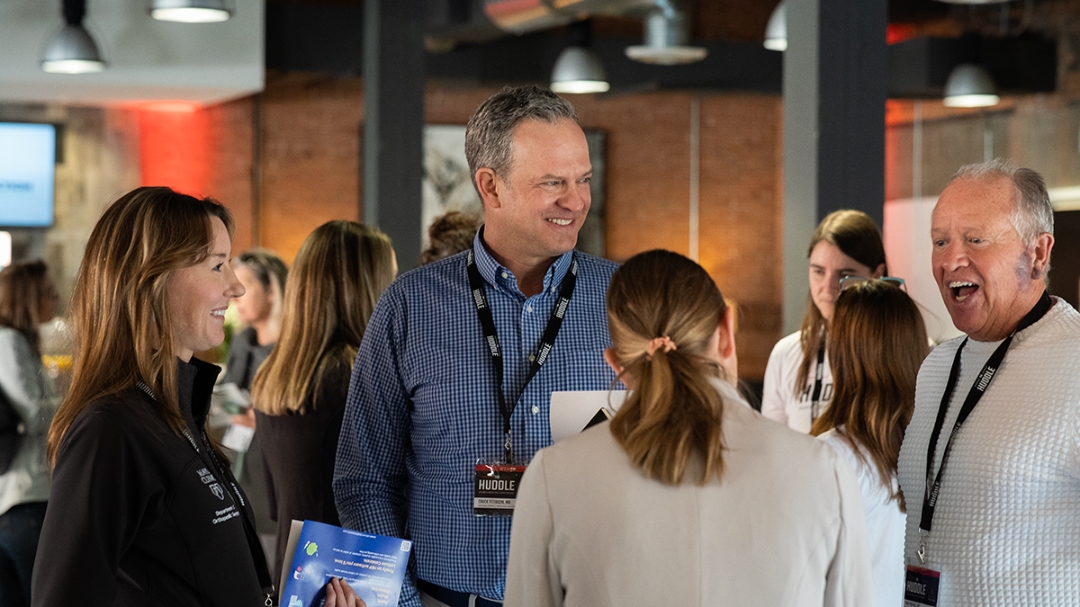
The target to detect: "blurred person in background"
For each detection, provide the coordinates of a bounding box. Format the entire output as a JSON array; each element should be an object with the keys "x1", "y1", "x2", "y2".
[
  {"x1": 224, "y1": 249, "x2": 287, "y2": 391},
  {"x1": 32, "y1": 186, "x2": 362, "y2": 607},
  {"x1": 762, "y1": 210, "x2": 886, "y2": 433},
  {"x1": 420, "y1": 211, "x2": 482, "y2": 265},
  {"x1": 0, "y1": 260, "x2": 59, "y2": 607},
  {"x1": 221, "y1": 248, "x2": 288, "y2": 562},
  {"x1": 811, "y1": 277, "x2": 929, "y2": 607},
  {"x1": 250, "y1": 221, "x2": 395, "y2": 580},
  {"x1": 505, "y1": 249, "x2": 872, "y2": 607}
]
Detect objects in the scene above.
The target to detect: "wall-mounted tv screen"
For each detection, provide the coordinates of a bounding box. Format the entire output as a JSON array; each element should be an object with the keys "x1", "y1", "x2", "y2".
[{"x1": 0, "y1": 123, "x2": 57, "y2": 228}]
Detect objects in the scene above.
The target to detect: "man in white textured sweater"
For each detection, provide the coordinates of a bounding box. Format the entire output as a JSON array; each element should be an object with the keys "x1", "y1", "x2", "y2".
[{"x1": 897, "y1": 158, "x2": 1080, "y2": 607}]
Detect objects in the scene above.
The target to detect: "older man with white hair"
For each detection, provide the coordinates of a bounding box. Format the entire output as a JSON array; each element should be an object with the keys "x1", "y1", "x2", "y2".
[{"x1": 897, "y1": 159, "x2": 1080, "y2": 606}]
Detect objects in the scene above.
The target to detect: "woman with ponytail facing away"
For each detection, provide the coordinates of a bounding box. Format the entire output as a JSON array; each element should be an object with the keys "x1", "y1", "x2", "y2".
[{"x1": 505, "y1": 250, "x2": 873, "y2": 607}]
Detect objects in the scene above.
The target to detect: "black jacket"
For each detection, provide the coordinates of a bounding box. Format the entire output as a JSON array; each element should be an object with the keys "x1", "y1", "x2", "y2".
[{"x1": 32, "y1": 358, "x2": 272, "y2": 607}]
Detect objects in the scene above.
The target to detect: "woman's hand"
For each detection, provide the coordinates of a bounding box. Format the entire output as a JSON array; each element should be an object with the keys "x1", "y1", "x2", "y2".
[{"x1": 323, "y1": 577, "x2": 366, "y2": 607}]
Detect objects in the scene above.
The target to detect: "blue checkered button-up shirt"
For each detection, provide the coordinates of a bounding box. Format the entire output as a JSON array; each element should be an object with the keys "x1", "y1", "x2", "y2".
[{"x1": 334, "y1": 233, "x2": 618, "y2": 606}]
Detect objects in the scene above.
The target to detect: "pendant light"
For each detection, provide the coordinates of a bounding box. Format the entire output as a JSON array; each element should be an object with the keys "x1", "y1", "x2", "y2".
[
  {"x1": 764, "y1": 1, "x2": 787, "y2": 52},
  {"x1": 551, "y1": 20, "x2": 610, "y2": 94},
  {"x1": 943, "y1": 63, "x2": 1000, "y2": 107},
  {"x1": 41, "y1": 0, "x2": 106, "y2": 74},
  {"x1": 551, "y1": 47, "x2": 610, "y2": 94},
  {"x1": 150, "y1": 0, "x2": 231, "y2": 23}
]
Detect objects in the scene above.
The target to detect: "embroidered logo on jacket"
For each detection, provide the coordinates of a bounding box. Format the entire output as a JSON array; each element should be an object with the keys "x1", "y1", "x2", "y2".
[{"x1": 197, "y1": 467, "x2": 226, "y2": 500}]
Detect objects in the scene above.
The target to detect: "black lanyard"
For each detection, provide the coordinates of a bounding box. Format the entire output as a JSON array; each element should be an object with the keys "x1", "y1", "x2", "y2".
[
  {"x1": 466, "y1": 249, "x2": 578, "y2": 463},
  {"x1": 917, "y1": 291, "x2": 1052, "y2": 562},
  {"x1": 137, "y1": 382, "x2": 275, "y2": 605},
  {"x1": 810, "y1": 344, "x2": 826, "y2": 423}
]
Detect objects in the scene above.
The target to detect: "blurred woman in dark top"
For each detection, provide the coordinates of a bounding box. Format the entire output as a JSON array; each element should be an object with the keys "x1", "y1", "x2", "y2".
[
  {"x1": 250, "y1": 220, "x2": 396, "y2": 579},
  {"x1": 221, "y1": 248, "x2": 288, "y2": 563}
]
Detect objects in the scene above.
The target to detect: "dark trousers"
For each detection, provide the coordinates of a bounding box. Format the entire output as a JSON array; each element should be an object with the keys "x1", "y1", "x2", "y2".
[{"x1": 0, "y1": 502, "x2": 47, "y2": 607}]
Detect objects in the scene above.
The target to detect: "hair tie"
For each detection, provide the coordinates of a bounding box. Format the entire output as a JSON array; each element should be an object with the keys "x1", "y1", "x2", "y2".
[{"x1": 645, "y1": 336, "x2": 677, "y2": 360}]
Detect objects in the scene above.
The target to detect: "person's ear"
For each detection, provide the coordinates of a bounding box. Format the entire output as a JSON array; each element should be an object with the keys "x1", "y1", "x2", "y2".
[
  {"x1": 475, "y1": 168, "x2": 500, "y2": 209},
  {"x1": 872, "y1": 262, "x2": 887, "y2": 279},
  {"x1": 1031, "y1": 232, "x2": 1054, "y2": 280},
  {"x1": 603, "y1": 348, "x2": 624, "y2": 378},
  {"x1": 716, "y1": 307, "x2": 739, "y2": 387}
]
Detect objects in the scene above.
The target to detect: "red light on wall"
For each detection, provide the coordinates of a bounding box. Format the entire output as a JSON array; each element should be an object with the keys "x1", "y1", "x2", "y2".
[
  {"x1": 138, "y1": 103, "x2": 210, "y2": 197},
  {"x1": 141, "y1": 101, "x2": 199, "y2": 113},
  {"x1": 887, "y1": 23, "x2": 917, "y2": 45}
]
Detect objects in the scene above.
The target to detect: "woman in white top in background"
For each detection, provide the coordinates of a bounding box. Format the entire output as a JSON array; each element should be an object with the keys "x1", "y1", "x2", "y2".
[
  {"x1": 0, "y1": 260, "x2": 59, "y2": 607},
  {"x1": 812, "y1": 277, "x2": 929, "y2": 607},
  {"x1": 761, "y1": 210, "x2": 887, "y2": 433},
  {"x1": 505, "y1": 249, "x2": 873, "y2": 607}
]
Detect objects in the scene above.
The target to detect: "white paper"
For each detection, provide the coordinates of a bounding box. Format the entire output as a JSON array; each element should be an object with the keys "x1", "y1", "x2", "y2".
[
  {"x1": 278, "y1": 519, "x2": 306, "y2": 595},
  {"x1": 213, "y1": 382, "x2": 250, "y2": 408},
  {"x1": 549, "y1": 390, "x2": 627, "y2": 443},
  {"x1": 221, "y1": 423, "x2": 255, "y2": 453}
]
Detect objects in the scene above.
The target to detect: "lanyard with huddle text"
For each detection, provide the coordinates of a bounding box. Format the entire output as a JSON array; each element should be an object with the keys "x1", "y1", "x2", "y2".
[
  {"x1": 465, "y1": 248, "x2": 578, "y2": 464},
  {"x1": 916, "y1": 290, "x2": 1052, "y2": 564},
  {"x1": 136, "y1": 381, "x2": 275, "y2": 606}
]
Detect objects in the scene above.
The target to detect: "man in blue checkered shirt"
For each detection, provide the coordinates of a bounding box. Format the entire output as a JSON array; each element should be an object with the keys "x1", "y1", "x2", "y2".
[{"x1": 334, "y1": 86, "x2": 618, "y2": 607}]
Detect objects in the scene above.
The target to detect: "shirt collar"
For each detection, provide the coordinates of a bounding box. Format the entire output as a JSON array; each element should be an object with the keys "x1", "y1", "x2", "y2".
[{"x1": 472, "y1": 227, "x2": 574, "y2": 295}]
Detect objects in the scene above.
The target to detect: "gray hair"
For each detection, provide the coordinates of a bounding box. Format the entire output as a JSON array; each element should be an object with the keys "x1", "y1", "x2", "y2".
[
  {"x1": 950, "y1": 158, "x2": 1054, "y2": 246},
  {"x1": 465, "y1": 85, "x2": 579, "y2": 191}
]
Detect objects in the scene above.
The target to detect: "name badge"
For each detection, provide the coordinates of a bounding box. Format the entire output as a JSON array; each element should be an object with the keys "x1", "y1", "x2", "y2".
[
  {"x1": 473, "y1": 463, "x2": 526, "y2": 517},
  {"x1": 905, "y1": 565, "x2": 941, "y2": 607}
]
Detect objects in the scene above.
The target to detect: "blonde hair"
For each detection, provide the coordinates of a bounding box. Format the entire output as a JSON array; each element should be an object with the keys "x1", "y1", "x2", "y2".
[
  {"x1": 810, "y1": 280, "x2": 928, "y2": 509},
  {"x1": 251, "y1": 221, "x2": 395, "y2": 416},
  {"x1": 798, "y1": 210, "x2": 887, "y2": 394},
  {"x1": 606, "y1": 250, "x2": 729, "y2": 486},
  {"x1": 48, "y1": 186, "x2": 233, "y2": 467}
]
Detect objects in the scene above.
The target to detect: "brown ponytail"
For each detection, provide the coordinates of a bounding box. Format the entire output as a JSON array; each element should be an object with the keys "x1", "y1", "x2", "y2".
[{"x1": 606, "y1": 250, "x2": 730, "y2": 485}]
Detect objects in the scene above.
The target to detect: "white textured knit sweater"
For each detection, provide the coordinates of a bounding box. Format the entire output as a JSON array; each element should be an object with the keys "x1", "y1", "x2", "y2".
[{"x1": 897, "y1": 298, "x2": 1080, "y2": 607}]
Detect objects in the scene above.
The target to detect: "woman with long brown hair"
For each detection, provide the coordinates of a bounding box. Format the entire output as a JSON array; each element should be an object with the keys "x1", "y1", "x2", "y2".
[
  {"x1": 506, "y1": 249, "x2": 872, "y2": 607},
  {"x1": 811, "y1": 278, "x2": 929, "y2": 607},
  {"x1": 0, "y1": 260, "x2": 59, "y2": 607},
  {"x1": 32, "y1": 187, "x2": 362, "y2": 607},
  {"x1": 250, "y1": 220, "x2": 395, "y2": 580},
  {"x1": 762, "y1": 210, "x2": 887, "y2": 433}
]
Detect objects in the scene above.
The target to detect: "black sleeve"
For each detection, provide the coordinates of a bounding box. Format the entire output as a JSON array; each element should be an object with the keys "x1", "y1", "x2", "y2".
[
  {"x1": 31, "y1": 404, "x2": 161, "y2": 607},
  {"x1": 256, "y1": 413, "x2": 278, "y2": 524}
]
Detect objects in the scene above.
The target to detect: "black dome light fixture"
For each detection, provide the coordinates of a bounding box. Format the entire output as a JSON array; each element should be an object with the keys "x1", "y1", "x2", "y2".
[
  {"x1": 41, "y1": 0, "x2": 106, "y2": 74},
  {"x1": 944, "y1": 34, "x2": 1000, "y2": 108},
  {"x1": 944, "y1": 63, "x2": 1000, "y2": 107},
  {"x1": 150, "y1": 0, "x2": 231, "y2": 23}
]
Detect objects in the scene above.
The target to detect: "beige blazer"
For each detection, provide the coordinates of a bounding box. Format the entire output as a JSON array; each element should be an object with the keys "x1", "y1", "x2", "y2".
[{"x1": 506, "y1": 381, "x2": 873, "y2": 607}]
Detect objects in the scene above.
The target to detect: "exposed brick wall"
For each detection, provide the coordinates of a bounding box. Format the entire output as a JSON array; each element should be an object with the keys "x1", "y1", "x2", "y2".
[
  {"x1": 244, "y1": 77, "x2": 784, "y2": 379},
  {"x1": 24, "y1": 76, "x2": 784, "y2": 381},
  {"x1": 257, "y1": 74, "x2": 364, "y2": 261}
]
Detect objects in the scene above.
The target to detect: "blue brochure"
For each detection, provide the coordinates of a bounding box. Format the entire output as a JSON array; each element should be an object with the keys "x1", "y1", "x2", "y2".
[{"x1": 280, "y1": 520, "x2": 412, "y2": 607}]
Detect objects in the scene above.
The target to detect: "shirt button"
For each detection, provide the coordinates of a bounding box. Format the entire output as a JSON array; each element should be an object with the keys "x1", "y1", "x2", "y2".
[
  {"x1": 501, "y1": 271, "x2": 508, "y2": 279},
  {"x1": 528, "y1": 354, "x2": 535, "y2": 362},
  {"x1": 531, "y1": 405, "x2": 540, "y2": 414},
  {"x1": 526, "y1": 305, "x2": 533, "y2": 313}
]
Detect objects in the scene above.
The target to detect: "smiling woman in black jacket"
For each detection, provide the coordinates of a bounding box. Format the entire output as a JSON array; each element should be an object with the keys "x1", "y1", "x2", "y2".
[{"x1": 32, "y1": 187, "x2": 362, "y2": 607}]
